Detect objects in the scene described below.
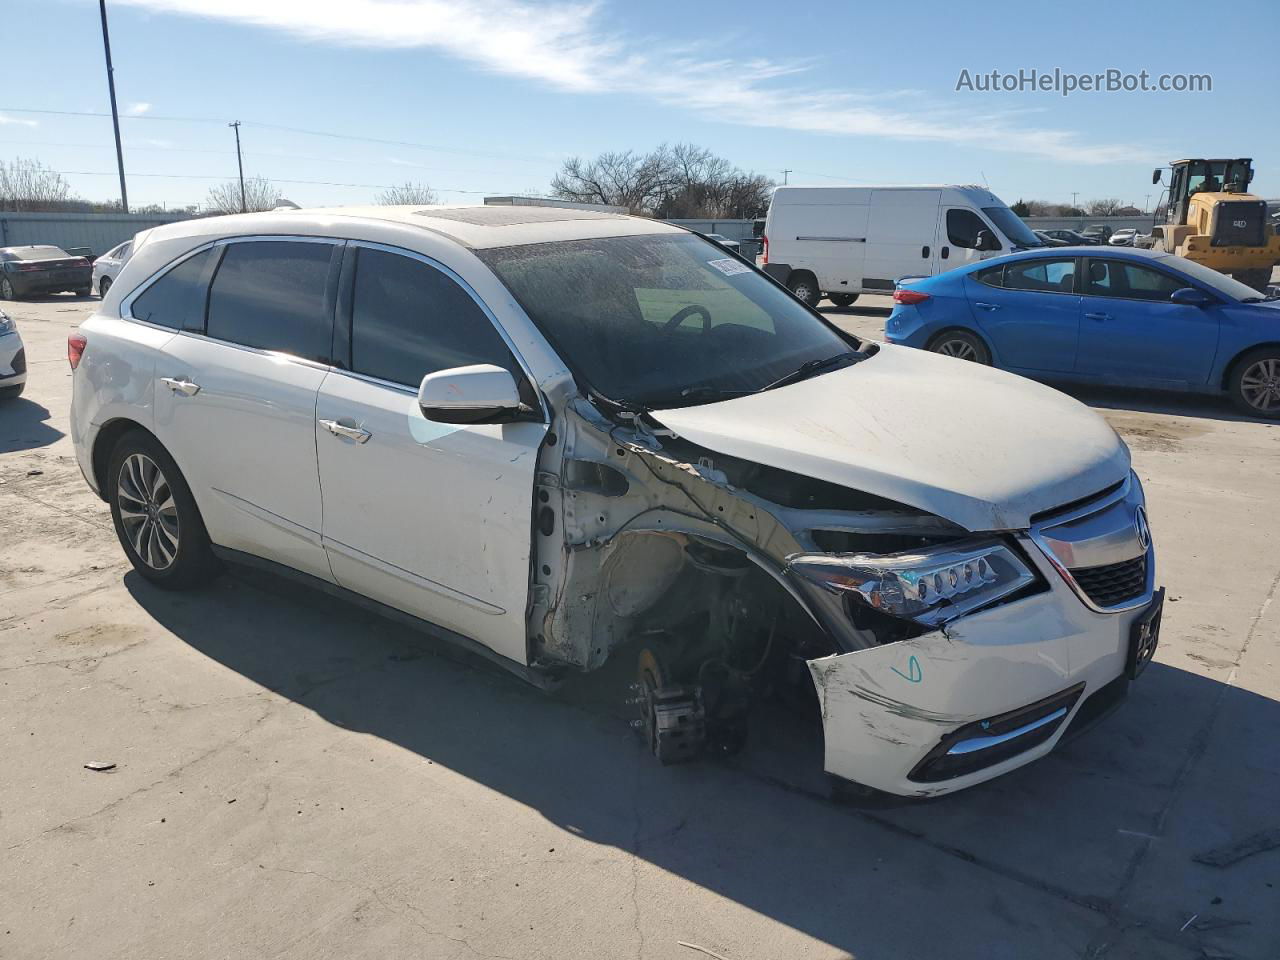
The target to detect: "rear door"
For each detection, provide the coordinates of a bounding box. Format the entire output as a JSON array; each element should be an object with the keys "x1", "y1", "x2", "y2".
[
  {"x1": 150, "y1": 237, "x2": 339, "y2": 582},
  {"x1": 965, "y1": 256, "x2": 1081, "y2": 372},
  {"x1": 315, "y1": 243, "x2": 547, "y2": 664},
  {"x1": 1074, "y1": 258, "x2": 1220, "y2": 385}
]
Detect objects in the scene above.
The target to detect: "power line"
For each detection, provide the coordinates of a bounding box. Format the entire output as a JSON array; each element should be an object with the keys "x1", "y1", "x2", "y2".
[
  {"x1": 0, "y1": 106, "x2": 556, "y2": 167},
  {"x1": 53, "y1": 169, "x2": 495, "y2": 193}
]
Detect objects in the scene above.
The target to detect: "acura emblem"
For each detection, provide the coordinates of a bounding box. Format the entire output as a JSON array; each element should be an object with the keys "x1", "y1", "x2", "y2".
[{"x1": 1135, "y1": 505, "x2": 1151, "y2": 551}]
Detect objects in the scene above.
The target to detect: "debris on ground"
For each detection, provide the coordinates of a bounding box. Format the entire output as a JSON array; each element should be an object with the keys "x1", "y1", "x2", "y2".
[
  {"x1": 677, "y1": 942, "x2": 731, "y2": 960},
  {"x1": 1193, "y1": 829, "x2": 1280, "y2": 868},
  {"x1": 83, "y1": 761, "x2": 116, "y2": 772}
]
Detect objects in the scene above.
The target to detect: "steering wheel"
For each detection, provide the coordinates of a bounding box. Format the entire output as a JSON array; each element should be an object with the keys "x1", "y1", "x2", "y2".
[{"x1": 661, "y1": 304, "x2": 712, "y2": 336}]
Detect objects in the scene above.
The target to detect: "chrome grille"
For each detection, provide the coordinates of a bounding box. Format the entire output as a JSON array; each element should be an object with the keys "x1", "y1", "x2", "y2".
[{"x1": 1070, "y1": 555, "x2": 1147, "y2": 608}]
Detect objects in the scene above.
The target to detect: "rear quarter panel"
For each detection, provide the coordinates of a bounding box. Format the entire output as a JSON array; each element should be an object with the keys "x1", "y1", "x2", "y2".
[{"x1": 71, "y1": 314, "x2": 170, "y2": 494}]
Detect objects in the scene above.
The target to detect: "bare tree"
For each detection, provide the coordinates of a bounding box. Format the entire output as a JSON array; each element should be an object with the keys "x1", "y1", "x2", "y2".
[
  {"x1": 550, "y1": 143, "x2": 773, "y2": 218},
  {"x1": 377, "y1": 182, "x2": 438, "y2": 205},
  {"x1": 205, "y1": 176, "x2": 279, "y2": 214},
  {"x1": 0, "y1": 158, "x2": 78, "y2": 212},
  {"x1": 1086, "y1": 198, "x2": 1125, "y2": 217}
]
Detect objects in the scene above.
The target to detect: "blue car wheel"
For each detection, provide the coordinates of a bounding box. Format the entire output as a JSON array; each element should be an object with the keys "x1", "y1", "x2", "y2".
[{"x1": 928, "y1": 329, "x2": 991, "y2": 365}]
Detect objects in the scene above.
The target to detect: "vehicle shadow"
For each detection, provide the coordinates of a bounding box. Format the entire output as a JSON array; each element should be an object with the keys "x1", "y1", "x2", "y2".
[
  {"x1": 122, "y1": 566, "x2": 1278, "y2": 957},
  {"x1": 0, "y1": 397, "x2": 65, "y2": 453},
  {"x1": 825, "y1": 304, "x2": 892, "y2": 319}
]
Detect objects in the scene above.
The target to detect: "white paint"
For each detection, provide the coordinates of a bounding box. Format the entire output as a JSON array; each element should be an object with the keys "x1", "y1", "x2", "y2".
[{"x1": 654, "y1": 343, "x2": 1130, "y2": 532}]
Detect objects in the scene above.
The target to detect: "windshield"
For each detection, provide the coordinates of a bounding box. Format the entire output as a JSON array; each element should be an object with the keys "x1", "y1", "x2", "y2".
[
  {"x1": 1162, "y1": 254, "x2": 1271, "y2": 301},
  {"x1": 981, "y1": 206, "x2": 1043, "y2": 247},
  {"x1": 479, "y1": 233, "x2": 860, "y2": 408}
]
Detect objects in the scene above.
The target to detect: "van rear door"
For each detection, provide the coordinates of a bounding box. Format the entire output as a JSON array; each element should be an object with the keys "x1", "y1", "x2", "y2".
[{"x1": 862, "y1": 190, "x2": 941, "y2": 289}]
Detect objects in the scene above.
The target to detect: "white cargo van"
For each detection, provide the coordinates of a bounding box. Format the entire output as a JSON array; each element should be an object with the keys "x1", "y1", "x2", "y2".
[{"x1": 761, "y1": 185, "x2": 1046, "y2": 306}]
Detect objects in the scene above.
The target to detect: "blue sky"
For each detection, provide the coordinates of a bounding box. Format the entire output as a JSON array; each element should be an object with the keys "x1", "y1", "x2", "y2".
[{"x1": 2, "y1": 0, "x2": 1276, "y2": 210}]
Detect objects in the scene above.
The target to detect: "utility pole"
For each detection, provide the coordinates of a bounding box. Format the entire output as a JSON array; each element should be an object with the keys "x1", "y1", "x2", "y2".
[
  {"x1": 1071, "y1": 191, "x2": 1078, "y2": 212},
  {"x1": 1144, "y1": 193, "x2": 1151, "y2": 213},
  {"x1": 782, "y1": 169, "x2": 792, "y2": 185},
  {"x1": 229, "y1": 121, "x2": 246, "y2": 212},
  {"x1": 98, "y1": 0, "x2": 128, "y2": 213}
]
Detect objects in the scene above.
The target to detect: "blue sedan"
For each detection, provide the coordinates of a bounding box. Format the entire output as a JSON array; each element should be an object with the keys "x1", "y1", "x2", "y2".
[{"x1": 885, "y1": 248, "x2": 1280, "y2": 416}]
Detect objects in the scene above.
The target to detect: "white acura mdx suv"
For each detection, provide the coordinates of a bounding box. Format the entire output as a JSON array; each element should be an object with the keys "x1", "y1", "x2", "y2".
[{"x1": 70, "y1": 206, "x2": 1163, "y2": 797}]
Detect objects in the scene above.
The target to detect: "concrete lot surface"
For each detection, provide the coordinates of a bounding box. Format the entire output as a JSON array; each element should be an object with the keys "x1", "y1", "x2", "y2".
[{"x1": 2, "y1": 294, "x2": 1278, "y2": 960}]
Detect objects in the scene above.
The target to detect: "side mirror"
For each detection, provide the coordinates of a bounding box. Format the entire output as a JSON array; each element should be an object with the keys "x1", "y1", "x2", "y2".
[
  {"x1": 1152, "y1": 168, "x2": 1163, "y2": 185},
  {"x1": 418, "y1": 363, "x2": 530, "y2": 424},
  {"x1": 975, "y1": 230, "x2": 1000, "y2": 252},
  {"x1": 1169, "y1": 287, "x2": 1212, "y2": 307}
]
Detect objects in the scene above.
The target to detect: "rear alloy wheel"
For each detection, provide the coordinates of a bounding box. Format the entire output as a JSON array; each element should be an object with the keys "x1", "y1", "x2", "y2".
[
  {"x1": 1231, "y1": 349, "x2": 1280, "y2": 418},
  {"x1": 929, "y1": 330, "x2": 991, "y2": 364},
  {"x1": 0, "y1": 277, "x2": 15, "y2": 300},
  {"x1": 828, "y1": 293, "x2": 859, "y2": 308},
  {"x1": 787, "y1": 273, "x2": 821, "y2": 308},
  {"x1": 108, "y1": 431, "x2": 219, "y2": 588},
  {"x1": 99, "y1": 276, "x2": 112, "y2": 297}
]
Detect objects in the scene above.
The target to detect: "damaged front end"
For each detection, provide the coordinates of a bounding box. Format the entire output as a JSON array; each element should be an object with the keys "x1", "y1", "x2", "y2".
[{"x1": 526, "y1": 395, "x2": 1115, "y2": 796}]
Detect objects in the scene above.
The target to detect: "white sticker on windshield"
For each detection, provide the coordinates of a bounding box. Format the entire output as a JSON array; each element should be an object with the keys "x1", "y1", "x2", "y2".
[{"x1": 707, "y1": 257, "x2": 751, "y2": 277}]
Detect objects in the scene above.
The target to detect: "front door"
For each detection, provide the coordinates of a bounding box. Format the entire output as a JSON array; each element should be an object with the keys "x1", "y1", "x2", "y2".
[
  {"x1": 151, "y1": 238, "x2": 339, "y2": 582},
  {"x1": 1075, "y1": 258, "x2": 1220, "y2": 386},
  {"x1": 939, "y1": 207, "x2": 1001, "y2": 271},
  {"x1": 315, "y1": 244, "x2": 547, "y2": 664}
]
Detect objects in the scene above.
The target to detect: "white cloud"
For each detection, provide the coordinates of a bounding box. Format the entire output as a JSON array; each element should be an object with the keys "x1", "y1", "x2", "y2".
[
  {"x1": 0, "y1": 114, "x2": 38, "y2": 128},
  {"x1": 111, "y1": 0, "x2": 1149, "y2": 164},
  {"x1": 127, "y1": 102, "x2": 153, "y2": 115}
]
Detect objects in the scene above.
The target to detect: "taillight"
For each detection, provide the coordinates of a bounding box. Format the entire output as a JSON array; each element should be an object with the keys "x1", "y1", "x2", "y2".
[
  {"x1": 761, "y1": 234, "x2": 769, "y2": 264},
  {"x1": 893, "y1": 289, "x2": 931, "y2": 305},
  {"x1": 15, "y1": 262, "x2": 43, "y2": 272},
  {"x1": 68, "y1": 332, "x2": 87, "y2": 370},
  {"x1": 72, "y1": 257, "x2": 91, "y2": 267}
]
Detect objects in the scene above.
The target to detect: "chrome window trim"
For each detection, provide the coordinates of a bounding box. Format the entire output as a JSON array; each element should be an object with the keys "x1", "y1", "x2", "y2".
[
  {"x1": 1025, "y1": 474, "x2": 1155, "y2": 615},
  {"x1": 340, "y1": 239, "x2": 549, "y2": 425}
]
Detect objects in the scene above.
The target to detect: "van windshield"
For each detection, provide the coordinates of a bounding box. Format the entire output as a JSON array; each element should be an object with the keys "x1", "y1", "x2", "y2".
[
  {"x1": 479, "y1": 233, "x2": 863, "y2": 409},
  {"x1": 982, "y1": 206, "x2": 1044, "y2": 248}
]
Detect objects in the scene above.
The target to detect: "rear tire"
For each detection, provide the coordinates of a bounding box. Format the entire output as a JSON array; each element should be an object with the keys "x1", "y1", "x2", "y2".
[
  {"x1": 1228, "y1": 347, "x2": 1280, "y2": 418},
  {"x1": 0, "y1": 383, "x2": 23, "y2": 400},
  {"x1": 107, "y1": 430, "x2": 220, "y2": 589},
  {"x1": 828, "y1": 293, "x2": 859, "y2": 308},
  {"x1": 787, "y1": 272, "x2": 821, "y2": 307},
  {"x1": 75, "y1": 286, "x2": 91, "y2": 297},
  {"x1": 0, "y1": 277, "x2": 17, "y2": 300},
  {"x1": 99, "y1": 276, "x2": 112, "y2": 297},
  {"x1": 928, "y1": 329, "x2": 991, "y2": 364}
]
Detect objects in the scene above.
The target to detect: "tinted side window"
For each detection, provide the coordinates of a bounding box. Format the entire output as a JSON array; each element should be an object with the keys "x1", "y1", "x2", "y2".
[
  {"x1": 130, "y1": 248, "x2": 216, "y2": 331},
  {"x1": 973, "y1": 265, "x2": 1004, "y2": 288},
  {"x1": 207, "y1": 241, "x2": 335, "y2": 361},
  {"x1": 1003, "y1": 258, "x2": 1076, "y2": 293},
  {"x1": 946, "y1": 209, "x2": 990, "y2": 248},
  {"x1": 1085, "y1": 260, "x2": 1184, "y2": 301},
  {"x1": 350, "y1": 248, "x2": 515, "y2": 388}
]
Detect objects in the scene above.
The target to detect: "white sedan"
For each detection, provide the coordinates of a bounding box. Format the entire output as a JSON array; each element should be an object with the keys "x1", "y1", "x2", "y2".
[
  {"x1": 1108, "y1": 228, "x2": 1139, "y2": 246},
  {"x1": 91, "y1": 240, "x2": 133, "y2": 298},
  {"x1": 0, "y1": 309, "x2": 25, "y2": 399}
]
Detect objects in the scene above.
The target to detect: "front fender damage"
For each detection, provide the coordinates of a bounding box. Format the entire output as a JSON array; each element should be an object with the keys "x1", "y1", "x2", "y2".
[{"x1": 528, "y1": 395, "x2": 983, "y2": 785}]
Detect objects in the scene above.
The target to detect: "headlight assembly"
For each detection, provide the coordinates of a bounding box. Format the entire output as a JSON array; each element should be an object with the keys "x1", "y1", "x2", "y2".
[{"x1": 786, "y1": 538, "x2": 1036, "y2": 628}]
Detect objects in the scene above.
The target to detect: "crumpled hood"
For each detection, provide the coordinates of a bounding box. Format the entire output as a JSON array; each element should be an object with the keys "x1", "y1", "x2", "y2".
[{"x1": 652, "y1": 344, "x2": 1130, "y2": 531}]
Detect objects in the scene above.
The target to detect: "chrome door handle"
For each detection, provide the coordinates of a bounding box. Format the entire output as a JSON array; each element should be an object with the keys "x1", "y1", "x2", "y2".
[
  {"x1": 1085, "y1": 312, "x2": 1110, "y2": 321},
  {"x1": 160, "y1": 376, "x2": 200, "y2": 396},
  {"x1": 319, "y1": 419, "x2": 371, "y2": 444},
  {"x1": 974, "y1": 302, "x2": 1001, "y2": 311}
]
